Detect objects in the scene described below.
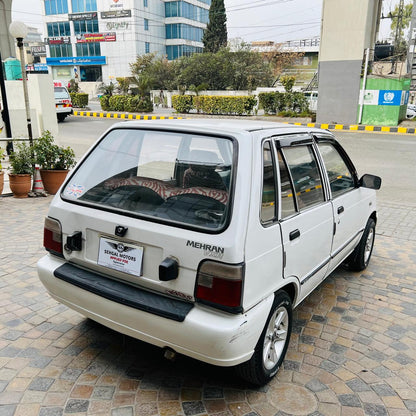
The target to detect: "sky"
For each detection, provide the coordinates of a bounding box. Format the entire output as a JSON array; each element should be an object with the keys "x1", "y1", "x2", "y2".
[{"x1": 10, "y1": 0, "x2": 408, "y2": 43}]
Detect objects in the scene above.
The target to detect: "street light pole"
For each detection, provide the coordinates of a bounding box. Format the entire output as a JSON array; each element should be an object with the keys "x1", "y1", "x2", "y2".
[{"x1": 9, "y1": 21, "x2": 33, "y2": 149}]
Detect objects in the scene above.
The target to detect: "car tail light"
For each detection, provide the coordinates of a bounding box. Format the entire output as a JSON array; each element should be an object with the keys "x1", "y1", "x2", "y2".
[
  {"x1": 44, "y1": 217, "x2": 63, "y2": 257},
  {"x1": 195, "y1": 261, "x2": 244, "y2": 313}
]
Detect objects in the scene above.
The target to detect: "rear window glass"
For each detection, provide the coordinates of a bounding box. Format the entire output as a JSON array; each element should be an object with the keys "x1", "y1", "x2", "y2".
[
  {"x1": 62, "y1": 128, "x2": 234, "y2": 231},
  {"x1": 54, "y1": 87, "x2": 70, "y2": 99}
]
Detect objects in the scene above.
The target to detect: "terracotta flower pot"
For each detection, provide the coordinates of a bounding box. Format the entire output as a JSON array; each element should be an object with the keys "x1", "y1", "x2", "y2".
[
  {"x1": 0, "y1": 171, "x2": 4, "y2": 195},
  {"x1": 40, "y1": 169, "x2": 69, "y2": 195},
  {"x1": 8, "y1": 173, "x2": 32, "y2": 198}
]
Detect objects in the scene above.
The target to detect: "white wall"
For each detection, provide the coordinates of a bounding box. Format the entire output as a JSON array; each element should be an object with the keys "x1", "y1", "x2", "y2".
[{"x1": 4, "y1": 73, "x2": 58, "y2": 138}]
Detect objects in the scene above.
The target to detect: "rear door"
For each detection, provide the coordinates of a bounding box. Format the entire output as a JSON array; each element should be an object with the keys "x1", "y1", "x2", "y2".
[{"x1": 276, "y1": 136, "x2": 333, "y2": 301}]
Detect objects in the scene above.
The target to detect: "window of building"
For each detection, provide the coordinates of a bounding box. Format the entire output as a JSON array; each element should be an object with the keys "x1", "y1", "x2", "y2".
[
  {"x1": 49, "y1": 44, "x2": 72, "y2": 58},
  {"x1": 71, "y1": 0, "x2": 97, "y2": 13},
  {"x1": 165, "y1": 1, "x2": 209, "y2": 24},
  {"x1": 145, "y1": 42, "x2": 150, "y2": 54},
  {"x1": 144, "y1": 18, "x2": 149, "y2": 31},
  {"x1": 165, "y1": 24, "x2": 204, "y2": 42},
  {"x1": 73, "y1": 19, "x2": 99, "y2": 34},
  {"x1": 80, "y1": 65, "x2": 102, "y2": 82},
  {"x1": 47, "y1": 21, "x2": 71, "y2": 37},
  {"x1": 45, "y1": 0, "x2": 68, "y2": 15},
  {"x1": 143, "y1": 0, "x2": 148, "y2": 6},
  {"x1": 76, "y1": 42, "x2": 101, "y2": 56},
  {"x1": 166, "y1": 45, "x2": 203, "y2": 60}
]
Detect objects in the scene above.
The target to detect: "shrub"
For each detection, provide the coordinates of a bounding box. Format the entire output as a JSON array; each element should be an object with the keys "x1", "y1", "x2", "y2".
[
  {"x1": 194, "y1": 96, "x2": 256, "y2": 115},
  {"x1": 258, "y1": 93, "x2": 277, "y2": 114},
  {"x1": 172, "y1": 95, "x2": 194, "y2": 113},
  {"x1": 259, "y1": 92, "x2": 309, "y2": 115},
  {"x1": 70, "y1": 93, "x2": 89, "y2": 108},
  {"x1": 125, "y1": 96, "x2": 153, "y2": 113},
  {"x1": 109, "y1": 95, "x2": 128, "y2": 111},
  {"x1": 9, "y1": 142, "x2": 34, "y2": 175},
  {"x1": 100, "y1": 95, "x2": 110, "y2": 111}
]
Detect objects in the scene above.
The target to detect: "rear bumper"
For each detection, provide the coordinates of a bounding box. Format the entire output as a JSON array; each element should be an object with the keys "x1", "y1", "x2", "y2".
[{"x1": 37, "y1": 254, "x2": 273, "y2": 367}]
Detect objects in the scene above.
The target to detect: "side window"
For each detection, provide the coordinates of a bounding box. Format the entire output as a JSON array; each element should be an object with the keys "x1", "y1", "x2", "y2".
[
  {"x1": 318, "y1": 143, "x2": 355, "y2": 198},
  {"x1": 282, "y1": 145, "x2": 325, "y2": 210},
  {"x1": 277, "y1": 150, "x2": 296, "y2": 219},
  {"x1": 261, "y1": 141, "x2": 276, "y2": 223}
]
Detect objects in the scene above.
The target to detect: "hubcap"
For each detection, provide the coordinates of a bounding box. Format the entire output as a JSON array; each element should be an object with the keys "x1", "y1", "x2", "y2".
[
  {"x1": 263, "y1": 306, "x2": 289, "y2": 370},
  {"x1": 364, "y1": 227, "x2": 374, "y2": 264}
]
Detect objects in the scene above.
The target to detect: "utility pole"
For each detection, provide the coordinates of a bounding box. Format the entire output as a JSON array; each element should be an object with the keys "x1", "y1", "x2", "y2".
[
  {"x1": 391, "y1": 0, "x2": 404, "y2": 74},
  {"x1": 408, "y1": 0, "x2": 416, "y2": 91}
]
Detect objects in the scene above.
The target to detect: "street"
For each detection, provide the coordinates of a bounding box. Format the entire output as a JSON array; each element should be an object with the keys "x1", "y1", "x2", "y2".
[
  {"x1": 0, "y1": 116, "x2": 415, "y2": 416},
  {"x1": 57, "y1": 115, "x2": 416, "y2": 205}
]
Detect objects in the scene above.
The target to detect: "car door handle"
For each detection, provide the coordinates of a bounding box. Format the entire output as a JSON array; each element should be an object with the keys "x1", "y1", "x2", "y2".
[
  {"x1": 289, "y1": 229, "x2": 300, "y2": 241},
  {"x1": 337, "y1": 206, "x2": 344, "y2": 214}
]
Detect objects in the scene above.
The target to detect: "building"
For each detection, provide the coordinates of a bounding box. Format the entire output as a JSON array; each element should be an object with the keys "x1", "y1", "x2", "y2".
[
  {"x1": 250, "y1": 38, "x2": 320, "y2": 90},
  {"x1": 42, "y1": 0, "x2": 211, "y2": 84}
]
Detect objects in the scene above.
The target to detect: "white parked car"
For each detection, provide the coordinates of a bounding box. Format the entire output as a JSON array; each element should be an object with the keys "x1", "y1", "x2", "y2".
[
  {"x1": 37, "y1": 120, "x2": 381, "y2": 385},
  {"x1": 54, "y1": 85, "x2": 73, "y2": 122},
  {"x1": 406, "y1": 103, "x2": 416, "y2": 119}
]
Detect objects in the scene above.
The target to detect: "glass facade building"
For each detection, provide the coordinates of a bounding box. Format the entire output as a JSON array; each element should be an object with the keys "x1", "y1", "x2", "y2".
[{"x1": 43, "y1": 0, "x2": 211, "y2": 83}]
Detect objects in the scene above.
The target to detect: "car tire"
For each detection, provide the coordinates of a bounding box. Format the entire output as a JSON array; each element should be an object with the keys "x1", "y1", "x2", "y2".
[
  {"x1": 57, "y1": 114, "x2": 67, "y2": 122},
  {"x1": 235, "y1": 291, "x2": 292, "y2": 386},
  {"x1": 344, "y1": 218, "x2": 376, "y2": 272}
]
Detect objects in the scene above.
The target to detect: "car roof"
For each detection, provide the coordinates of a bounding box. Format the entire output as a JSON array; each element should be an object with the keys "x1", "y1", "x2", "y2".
[{"x1": 110, "y1": 118, "x2": 331, "y2": 137}]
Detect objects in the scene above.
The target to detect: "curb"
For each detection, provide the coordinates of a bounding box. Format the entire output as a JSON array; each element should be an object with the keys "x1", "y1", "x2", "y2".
[
  {"x1": 73, "y1": 111, "x2": 414, "y2": 134},
  {"x1": 73, "y1": 111, "x2": 182, "y2": 121},
  {"x1": 282, "y1": 122, "x2": 413, "y2": 134}
]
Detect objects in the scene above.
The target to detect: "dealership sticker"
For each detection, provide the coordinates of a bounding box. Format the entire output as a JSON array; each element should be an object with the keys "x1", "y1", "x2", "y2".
[{"x1": 98, "y1": 238, "x2": 143, "y2": 277}]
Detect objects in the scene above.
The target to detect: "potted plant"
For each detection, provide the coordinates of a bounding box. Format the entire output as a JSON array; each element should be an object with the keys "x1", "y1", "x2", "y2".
[
  {"x1": 0, "y1": 147, "x2": 4, "y2": 195},
  {"x1": 34, "y1": 131, "x2": 76, "y2": 194},
  {"x1": 8, "y1": 142, "x2": 34, "y2": 198}
]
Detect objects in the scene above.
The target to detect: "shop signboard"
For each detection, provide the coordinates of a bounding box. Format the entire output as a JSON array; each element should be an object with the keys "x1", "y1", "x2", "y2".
[
  {"x1": 101, "y1": 10, "x2": 131, "y2": 18},
  {"x1": 46, "y1": 56, "x2": 107, "y2": 66},
  {"x1": 76, "y1": 32, "x2": 116, "y2": 43},
  {"x1": 31, "y1": 45, "x2": 46, "y2": 57},
  {"x1": 68, "y1": 12, "x2": 98, "y2": 20},
  {"x1": 46, "y1": 36, "x2": 71, "y2": 45}
]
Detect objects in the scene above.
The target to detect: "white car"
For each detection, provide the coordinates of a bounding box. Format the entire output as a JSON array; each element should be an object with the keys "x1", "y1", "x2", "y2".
[
  {"x1": 54, "y1": 86, "x2": 73, "y2": 122},
  {"x1": 37, "y1": 120, "x2": 381, "y2": 385},
  {"x1": 406, "y1": 103, "x2": 416, "y2": 119}
]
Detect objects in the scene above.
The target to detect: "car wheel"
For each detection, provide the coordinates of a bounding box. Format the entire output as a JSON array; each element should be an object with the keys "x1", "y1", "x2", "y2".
[
  {"x1": 235, "y1": 291, "x2": 292, "y2": 386},
  {"x1": 344, "y1": 218, "x2": 376, "y2": 271},
  {"x1": 57, "y1": 114, "x2": 66, "y2": 122}
]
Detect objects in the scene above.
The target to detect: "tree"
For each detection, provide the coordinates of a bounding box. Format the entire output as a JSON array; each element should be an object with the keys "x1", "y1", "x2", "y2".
[
  {"x1": 390, "y1": 2, "x2": 412, "y2": 61},
  {"x1": 202, "y1": 0, "x2": 227, "y2": 53}
]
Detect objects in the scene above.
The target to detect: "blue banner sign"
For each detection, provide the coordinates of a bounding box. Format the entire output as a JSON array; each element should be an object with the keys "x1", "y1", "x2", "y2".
[
  {"x1": 46, "y1": 56, "x2": 106, "y2": 66},
  {"x1": 378, "y1": 90, "x2": 402, "y2": 106}
]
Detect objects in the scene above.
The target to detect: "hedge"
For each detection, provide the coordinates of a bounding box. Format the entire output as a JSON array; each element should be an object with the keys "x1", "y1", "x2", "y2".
[
  {"x1": 99, "y1": 95, "x2": 153, "y2": 113},
  {"x1": 172, "y1": 95, "x2": 256, "y2": 115},
  {"x1": 258, "y1": 92, "x2": 309, "y2": 114},
  {"x1": 70, "y1": 93, "x2": 89, "y2": 108},
  {"x1": 171, "y1": 95, "x2": 193, "y2": 113}
]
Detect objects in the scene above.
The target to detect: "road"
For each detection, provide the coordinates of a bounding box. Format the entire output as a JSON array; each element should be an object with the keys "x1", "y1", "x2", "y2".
[{"x1": 57, "y1": 116, "x2": 416, "y2": 205}]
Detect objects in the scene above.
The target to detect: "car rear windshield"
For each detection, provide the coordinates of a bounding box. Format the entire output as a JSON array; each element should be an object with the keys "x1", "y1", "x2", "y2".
[
  {"x1": 62, "y1": 128, "x2": 235, "y2": 231},
  {"x1": 54, "y1": 87, "x2": 70, "y2": 99}
]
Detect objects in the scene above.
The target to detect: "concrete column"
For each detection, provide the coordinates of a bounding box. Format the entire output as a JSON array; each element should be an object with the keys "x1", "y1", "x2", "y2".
[
  {"x1": 0, "y1": 0, "x2": 14, "y2": 58},
  {"x1": 317, "y1": 0, "x2": 382, "y2": 124}
]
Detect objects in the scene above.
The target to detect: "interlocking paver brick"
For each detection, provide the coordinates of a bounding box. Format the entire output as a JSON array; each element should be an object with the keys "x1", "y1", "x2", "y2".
[{"x1": 1, "y1": 196, "x2": 416, "y2": 415}]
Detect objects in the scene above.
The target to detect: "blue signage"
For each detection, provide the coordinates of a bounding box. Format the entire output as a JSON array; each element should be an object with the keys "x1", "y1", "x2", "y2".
[
  {"x1": 34, "y1": 63, "x2": 49, "y2": 71},
  {"x1": 378, "y1": 90, "x2": 402, "y2": 106},
  {"x1": 46, "y1": 56, "x2": 106, "y2": 66}
]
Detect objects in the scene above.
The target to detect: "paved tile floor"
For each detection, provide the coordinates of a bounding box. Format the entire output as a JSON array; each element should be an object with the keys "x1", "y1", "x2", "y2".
[{"x1": 0, "y1": 196, "x2": 415, "y2": 416}]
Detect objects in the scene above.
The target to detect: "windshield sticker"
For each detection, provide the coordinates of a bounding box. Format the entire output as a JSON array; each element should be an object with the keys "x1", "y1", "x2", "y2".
[
  {"x1": 65, "y1": 184, "x2": 85, "y2": 198},
  {"x1": 186, "y1": 240, "x2": 224, "y2": 259}
]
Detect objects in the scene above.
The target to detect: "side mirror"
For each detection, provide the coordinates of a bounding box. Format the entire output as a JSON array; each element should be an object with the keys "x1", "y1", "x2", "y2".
[{"x1": 359, "y1": 174, "x2": 381, "y2": 190}]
